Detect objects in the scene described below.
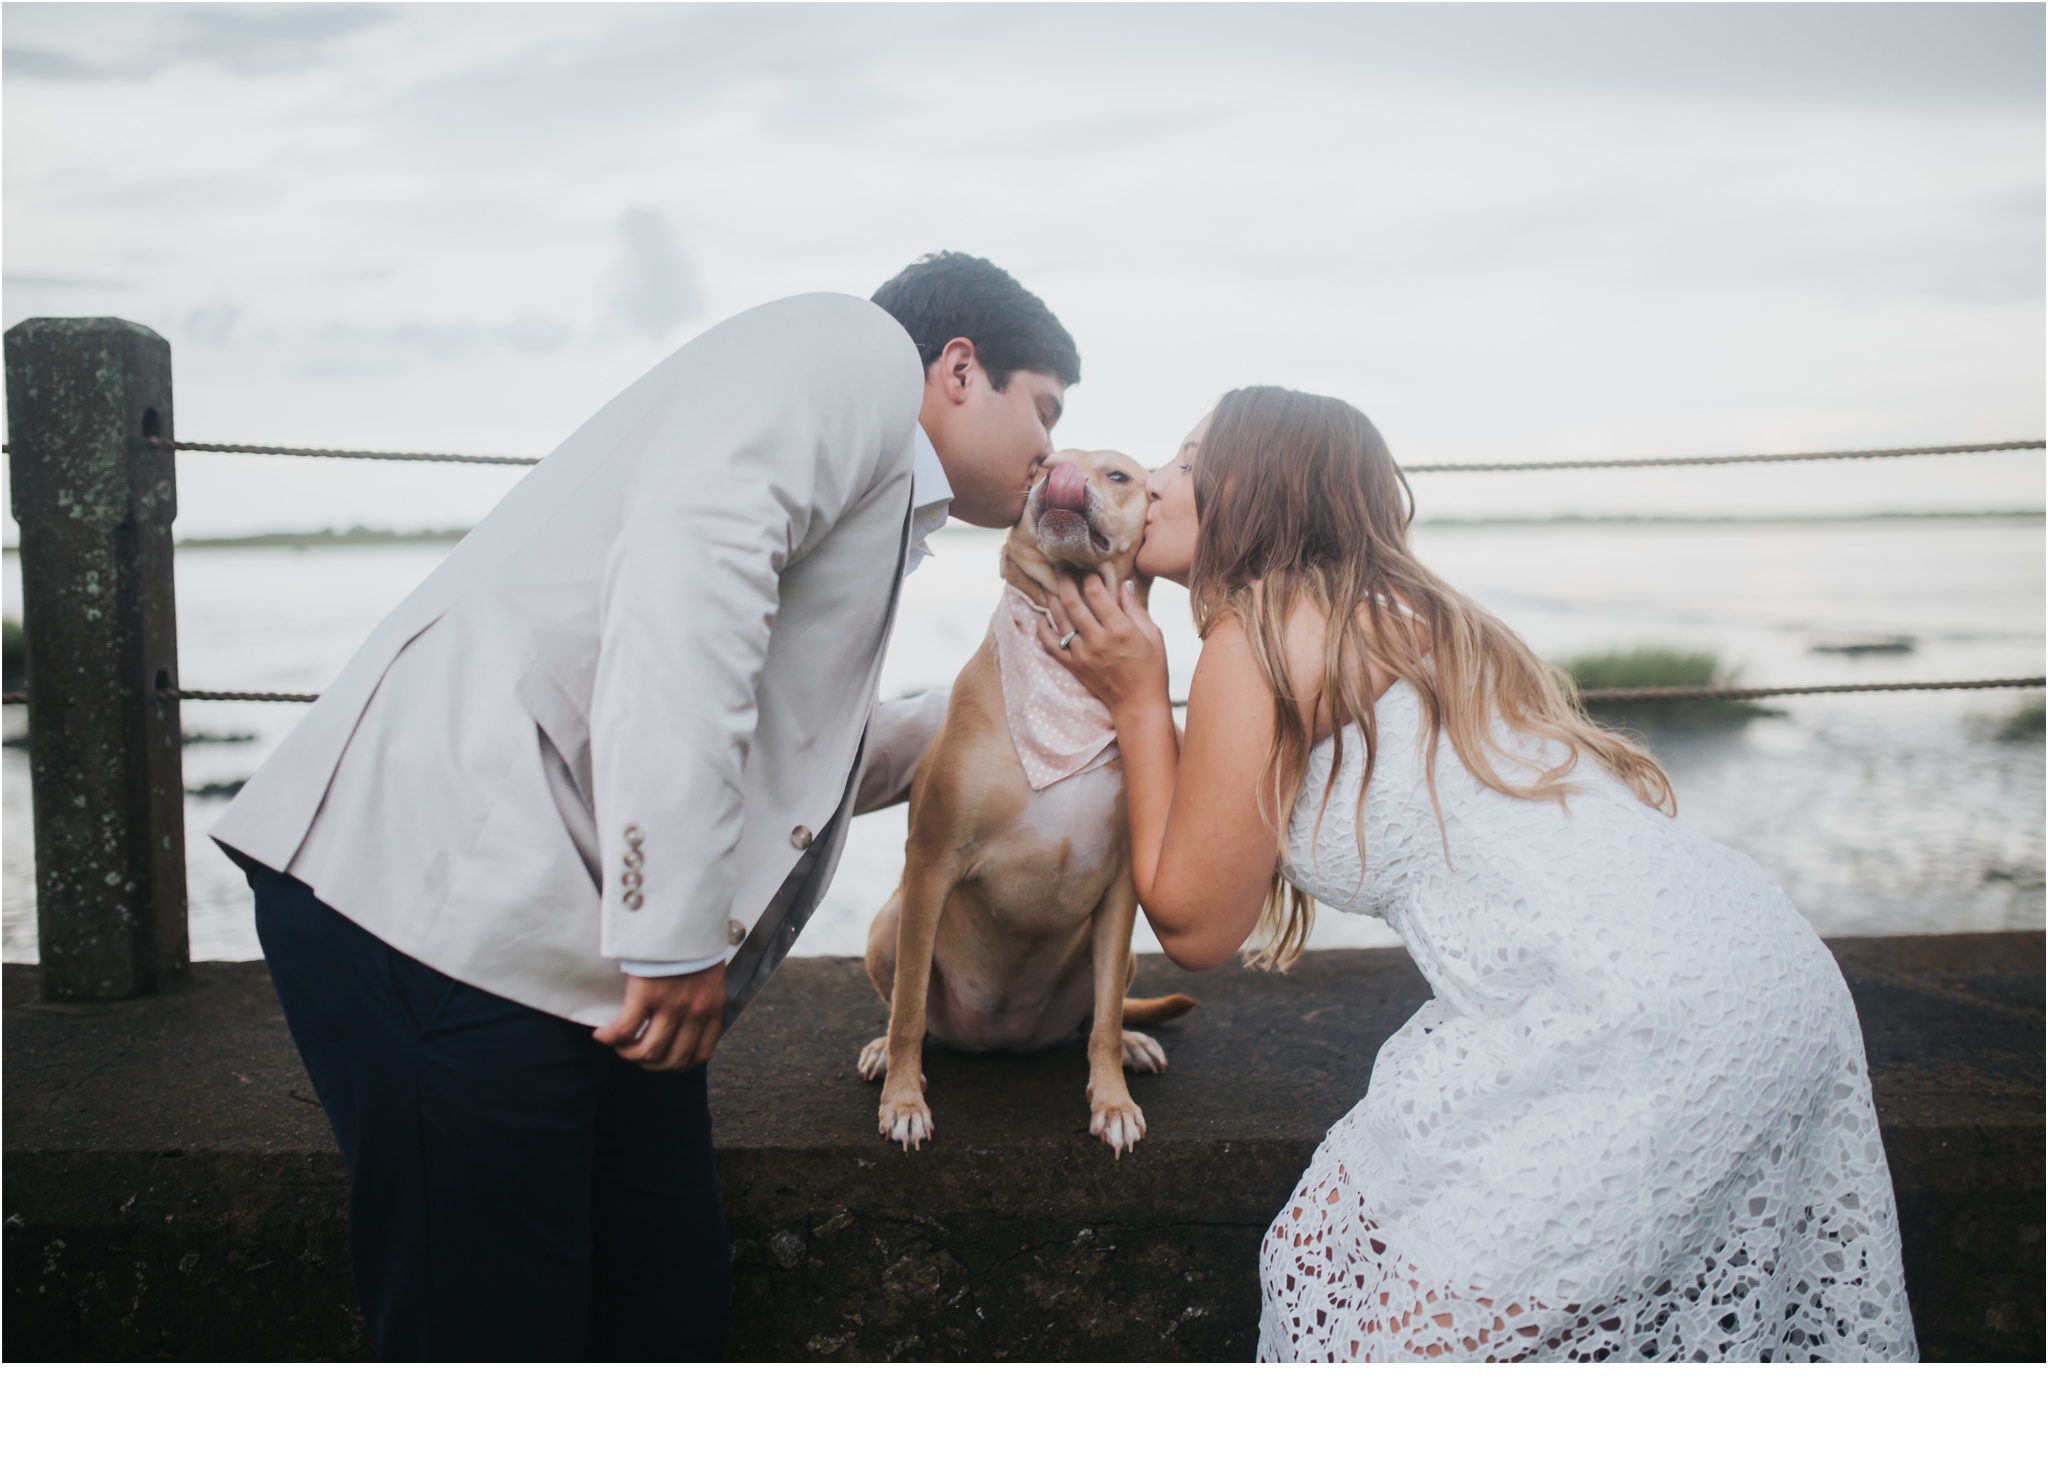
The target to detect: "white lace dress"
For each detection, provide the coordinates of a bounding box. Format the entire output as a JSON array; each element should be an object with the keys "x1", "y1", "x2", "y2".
[{"x1": 1258, "y1": 681, "x2": 1917, "y2": 1362}]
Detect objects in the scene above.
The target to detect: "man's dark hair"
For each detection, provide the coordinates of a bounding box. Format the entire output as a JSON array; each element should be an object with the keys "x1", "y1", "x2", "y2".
[{"x1": 872, "y1": 251, "x2": 1080, "y2": 390}]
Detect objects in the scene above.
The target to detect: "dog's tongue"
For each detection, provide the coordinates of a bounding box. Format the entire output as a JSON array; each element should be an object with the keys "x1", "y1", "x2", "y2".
[{"x1": 1045, "y1": 462, "x2": 1088, "y2": 512}]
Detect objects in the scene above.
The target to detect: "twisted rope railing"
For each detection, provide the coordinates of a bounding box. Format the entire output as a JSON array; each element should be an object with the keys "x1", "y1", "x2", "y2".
[
  {"x1": 1403, "y1": 440, "x2": 2045, "y2": 473},
  {"x1": 1157, "y1": 677, "x2": 2044, "y2": 711},
  {"x1": 0, "y1": 438, "x2": 542, "y2": 466},
  {"x1": 1, "y1": 436, "x2": 2040, "y2": 472},
  {"x1": 1570, "y1": 676, "x2": 2044, "y2": 703},
  {"x1": 2, "y1": 688, "x2": 320, "y2": 705},
  {"x1": 7, "y1": 677, "x2": 2041, "y2": 709},
  {"x1": 139, "y1": 438, "x2": 542, "y2": 466}
]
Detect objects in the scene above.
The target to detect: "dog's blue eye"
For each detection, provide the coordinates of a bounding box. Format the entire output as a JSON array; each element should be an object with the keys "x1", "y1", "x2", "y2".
[{"x1": 1109, "y1": 472, "x2": 1129, "y2": 483}]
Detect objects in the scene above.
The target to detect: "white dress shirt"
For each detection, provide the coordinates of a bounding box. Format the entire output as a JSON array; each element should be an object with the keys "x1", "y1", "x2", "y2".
[{"x1": 620, "y1": 423, "x2": 953, "y2": 978}]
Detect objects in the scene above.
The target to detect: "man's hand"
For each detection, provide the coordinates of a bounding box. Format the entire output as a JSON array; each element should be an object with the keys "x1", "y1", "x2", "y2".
[{"x1": 593, "y1": 967, "x2": 727, "y2": 1071}]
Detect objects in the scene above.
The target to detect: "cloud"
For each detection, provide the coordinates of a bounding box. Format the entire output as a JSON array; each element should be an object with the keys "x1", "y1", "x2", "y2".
[
  {"x1": 437, "y1": 3, "x2": 2047, "y2": 137},
  {"x1": 4, "y1": 2, "x2": 394, "y2": 83},
  {"x1": 172, "y1": 3, "x2": 393, "y2": 75},
  {"x1": 1751, "y1": 233, "x2": 2046, "y2": 305},
  {"x1": 607, "y1": 208, "x2": 702, "y2": 340},
  {"x1": 62, "y1": 173, "x2": 283, "y2": 215},
  {"x1": 13, "y1": 5, "x2": 2041, "y2": 126},
  {"x1": 1216, "y1": 2, "x2": 2047, "y2": 110},
  {"x1": 2, "y1": 272, "x2": 135, "y2": 289},
  {"x1": 180, "y1": 302, "x2": 244, "y2": 348},
  {"x1": 2, "y1": 45, "x2": 152, "y2": 82},
  {"x1": 290, "y1": 313, "x2": 575, "y2": 377}
]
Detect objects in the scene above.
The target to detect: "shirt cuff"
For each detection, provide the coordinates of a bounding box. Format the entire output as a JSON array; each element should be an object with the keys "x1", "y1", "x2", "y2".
[{"x1": 621, "y1": 950, "x2": 732, "y2": 978}]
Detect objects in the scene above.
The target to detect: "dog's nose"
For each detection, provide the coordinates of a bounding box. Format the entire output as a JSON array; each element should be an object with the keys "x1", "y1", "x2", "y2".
[{"x1": 1045, "y1": 462, "x2": 1088, "y2": 512}]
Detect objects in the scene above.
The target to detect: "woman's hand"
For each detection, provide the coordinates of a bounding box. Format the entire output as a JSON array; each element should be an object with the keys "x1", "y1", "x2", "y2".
[{"x1": 1040, "y1": 569, "x2": 1171, "y2": 722}]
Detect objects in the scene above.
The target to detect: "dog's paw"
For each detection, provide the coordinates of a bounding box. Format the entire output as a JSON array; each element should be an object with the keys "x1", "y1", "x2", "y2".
[
  {"x1": 1121, "y1": 1030, "x2": 1167, "y2": 1073},
  {"x1": 878, "y1": 1088, "x2": 935, "y2": 1151},
  {"x1": 856, "y1": 1036, "x2": 889, "y2": 1081},
  {"x1": 1089, "y1": 1094, "x2": 1147, "y2": 1158}
]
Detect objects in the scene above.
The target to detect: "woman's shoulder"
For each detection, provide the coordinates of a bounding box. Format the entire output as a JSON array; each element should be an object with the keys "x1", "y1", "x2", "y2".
[
  {"x1": 1202, "y1": 584, "x2": 1410, "y2": 741},
  {"x1": 1197, "y1": 597, "x2": 1326, "y2": 712},
  {"x1": 1188, "y1": 608, "x2": 1266, "y2": 707}
]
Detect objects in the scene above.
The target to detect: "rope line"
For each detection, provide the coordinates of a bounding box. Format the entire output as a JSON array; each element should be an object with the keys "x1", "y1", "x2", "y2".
[
  {"x1": 3, "y1": 437, "x2": 2040, "y2": 472},
  {"x1": 0, "y1": 688, "x2": 320, "y2": 705},
  {"x1": 142, "y1": 437, "x2": 541, "y2": 466},
  {"x1": 168, "y1": 688, "x2": 322, "y2": 703},
  {"x1": 1157, "y1": 676, "x2": 2041, "y2": 710},
  {"x1": 0, "y1": 439, "x2": 536, "y2": 465},
  {"x1": 1403, "y1": 440, "x2": 2045, "y2": 473},
  {"x1": 6, "y1": 676, "x2": 2040, "y2": 709},
  {"x1": 1575, "y1": 676, "x2": 2044, "y2": 703}
]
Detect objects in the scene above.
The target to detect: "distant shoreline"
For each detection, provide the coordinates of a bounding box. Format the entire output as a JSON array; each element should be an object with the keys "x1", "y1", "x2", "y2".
[{"x1": 0, "y1": 509, "x2": 2040, "y2": 556}]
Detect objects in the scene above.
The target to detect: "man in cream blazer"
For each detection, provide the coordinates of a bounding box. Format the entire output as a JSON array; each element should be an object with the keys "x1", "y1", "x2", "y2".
[{"x1": 212, "y1": 254, "x2": 1080, "y2": 1361}]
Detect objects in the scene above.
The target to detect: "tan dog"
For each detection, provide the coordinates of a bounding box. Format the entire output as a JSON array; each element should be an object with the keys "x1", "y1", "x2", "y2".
[{"x1": 861, "y1": 449, "x2": 1195, "y2": 1155}]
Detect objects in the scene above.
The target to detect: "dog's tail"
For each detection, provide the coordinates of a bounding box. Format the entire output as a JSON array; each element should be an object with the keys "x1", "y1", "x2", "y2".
[{"x1": 1122, "y1": 994, "x2": 1198, "y2": 1027}]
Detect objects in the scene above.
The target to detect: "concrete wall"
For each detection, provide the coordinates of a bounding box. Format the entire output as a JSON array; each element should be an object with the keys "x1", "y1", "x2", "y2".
[{"x1": 6, "y1": 933, "x2": 2041, "y2": 1362}]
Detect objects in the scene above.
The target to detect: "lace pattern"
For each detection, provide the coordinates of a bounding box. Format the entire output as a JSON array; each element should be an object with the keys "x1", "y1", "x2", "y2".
[{"x1": 1259, "y1": 682, "x2": 1916, "y2": 1362}]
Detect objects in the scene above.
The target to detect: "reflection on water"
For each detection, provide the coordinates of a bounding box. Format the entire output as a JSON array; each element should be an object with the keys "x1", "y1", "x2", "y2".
[{"x1": 4, "y1": 516, "x2": 2042, "y2": 964}]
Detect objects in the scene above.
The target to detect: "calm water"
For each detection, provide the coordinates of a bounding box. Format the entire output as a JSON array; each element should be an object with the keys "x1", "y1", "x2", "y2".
[{"x1": 4, "y1": 517, "x2": 2042, "y2": 963}]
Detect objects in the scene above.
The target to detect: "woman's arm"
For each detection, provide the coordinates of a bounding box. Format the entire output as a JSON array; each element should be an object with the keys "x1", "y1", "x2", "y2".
[
  {"x1": 1139, "y1": 615, "x2": 1286, "y2": 967},
  {"x1": 1046, "y1": 575, "x2": 1287, "y2": 970}
]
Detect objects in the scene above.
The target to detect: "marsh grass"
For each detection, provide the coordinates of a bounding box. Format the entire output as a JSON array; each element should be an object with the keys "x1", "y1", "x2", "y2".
[
  {"x1": 1557, "y1": 646, "x2": 1771, "y2": 732},
  {"x1": 1992, "y1": 696, "x2": 2044, "y2": 743}
]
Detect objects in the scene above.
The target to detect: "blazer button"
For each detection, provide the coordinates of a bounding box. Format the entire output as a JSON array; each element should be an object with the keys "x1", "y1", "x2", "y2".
[
  {"x1": 727, "y1": 919, "x2": 747, "y2": 947},
  {"x1": 623, "y1": 891, "x2": 644, "y2": 911},
  {"x1": 790, "y1": 825, "x2": 813, "y2": 851}
]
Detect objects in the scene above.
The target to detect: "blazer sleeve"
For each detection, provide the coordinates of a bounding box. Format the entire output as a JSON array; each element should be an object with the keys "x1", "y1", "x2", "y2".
[{"x1": 589, "y1": 294, "x2": 922, "y2": 962}]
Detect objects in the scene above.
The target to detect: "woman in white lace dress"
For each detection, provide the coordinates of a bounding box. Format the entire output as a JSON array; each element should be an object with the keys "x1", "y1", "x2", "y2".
[{"x1": 1043, "y1": 386, "x2": 1915, "y2": 1362}]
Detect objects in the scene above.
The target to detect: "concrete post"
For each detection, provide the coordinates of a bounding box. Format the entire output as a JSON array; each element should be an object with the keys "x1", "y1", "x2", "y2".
[{"x1": 6, "y1": 318, "x2": 189, "y2": 1000}]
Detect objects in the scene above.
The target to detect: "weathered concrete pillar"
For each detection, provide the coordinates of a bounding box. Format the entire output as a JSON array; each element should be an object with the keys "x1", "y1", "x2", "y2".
[{"x1": 5, "y1": 318, "x2": 189, "y2": 1000}]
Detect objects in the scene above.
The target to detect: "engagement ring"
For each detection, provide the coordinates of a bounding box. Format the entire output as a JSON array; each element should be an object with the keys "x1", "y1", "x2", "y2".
[{"x1": 1059, "y1": 630, "x2": 1078, "y2": 651}]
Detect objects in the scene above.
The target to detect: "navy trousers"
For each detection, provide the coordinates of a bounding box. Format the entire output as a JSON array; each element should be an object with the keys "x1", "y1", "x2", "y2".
[{"x1": 250, "y1": 865, "x2": 731, "y2": 1361}]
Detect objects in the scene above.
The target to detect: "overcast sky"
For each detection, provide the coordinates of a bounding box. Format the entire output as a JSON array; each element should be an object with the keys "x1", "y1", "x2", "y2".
[{"x1": 4, "y1": 2, "x2": 2043, "y2": 536}]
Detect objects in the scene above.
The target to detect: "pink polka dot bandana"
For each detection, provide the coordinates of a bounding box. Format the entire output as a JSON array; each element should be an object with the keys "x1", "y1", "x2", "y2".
[{"x1": 991, "y1": 583, "x2": 1119, "y2": 790}]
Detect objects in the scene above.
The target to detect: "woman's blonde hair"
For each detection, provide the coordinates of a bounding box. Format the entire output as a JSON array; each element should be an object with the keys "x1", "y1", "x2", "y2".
[{"x1": 1188, "y1": 386, "x2": 1675, "y2": 970}]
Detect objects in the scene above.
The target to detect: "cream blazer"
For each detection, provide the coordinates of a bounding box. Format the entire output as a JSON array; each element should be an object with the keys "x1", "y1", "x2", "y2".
[{"x1": 212, "y1": 293, "x2": 925, "y2": 1025}]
